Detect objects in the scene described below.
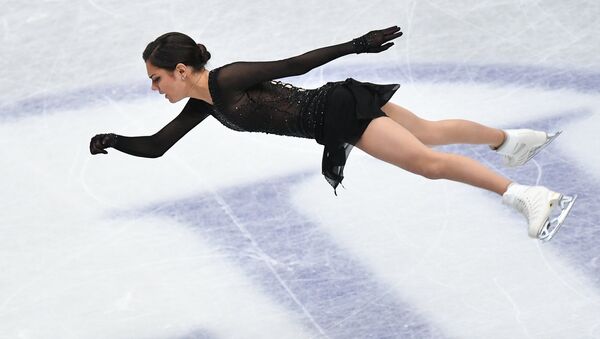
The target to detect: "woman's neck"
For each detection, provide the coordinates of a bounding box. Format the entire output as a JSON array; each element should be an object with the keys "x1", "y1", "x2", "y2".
[{"x1": 188, "y1": 69, "x2": 213, "y2": 104}]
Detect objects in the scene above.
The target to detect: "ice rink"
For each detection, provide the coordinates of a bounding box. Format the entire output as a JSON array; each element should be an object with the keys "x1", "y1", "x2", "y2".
[{"x1": 2, "y1": 1, "x2": 600, "y2": 338}]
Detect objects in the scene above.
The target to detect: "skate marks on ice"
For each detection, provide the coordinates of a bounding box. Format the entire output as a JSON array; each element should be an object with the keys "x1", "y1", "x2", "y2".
[
  {"x1": 3, "y1": 63, "x2": 600, "y2": 122},
  {"x1": 113, "y1": 65, "x2": 600, "y2": 337},
  {"x1": 320, "y1": 63, "x2": 600, "y2": 95},
  {"x1": 168, "y1": 329, "x2": 216, "y2": 339},
  {"x1": 7, "y1": 62, "x2": 595, "y2": 337},
  {"x1": 334, "y1": 62, "x2": 600, "y2": 278},
  {"x1": 129, "y1": 173, "x2": 447, "y2": 339},
  {"x1": 126, "y1": 109, "x2": 599, "y2": 339},
  {"x1": 160, "y1": 329, "x2": 215, "y2": 339},
  {"x1": 441, "y1": 109, "x2": 600, "y2": 284},
  {"x1": 0, "y1": 82, "x2": 151, "y2": 123}
]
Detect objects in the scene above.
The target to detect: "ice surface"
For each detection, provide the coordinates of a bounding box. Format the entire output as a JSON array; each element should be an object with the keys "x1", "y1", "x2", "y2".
[{"x1": 1, "y1": 1, "x2": 600, "y2": 338}]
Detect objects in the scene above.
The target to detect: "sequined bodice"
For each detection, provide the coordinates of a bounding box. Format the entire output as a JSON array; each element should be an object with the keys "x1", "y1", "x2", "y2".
[
  {"x1": 208, "y1": 67, "x2": 334, "y2": 140},
  {"x1": 109, "y1": 39, "x2": 397, "y2": 194}
]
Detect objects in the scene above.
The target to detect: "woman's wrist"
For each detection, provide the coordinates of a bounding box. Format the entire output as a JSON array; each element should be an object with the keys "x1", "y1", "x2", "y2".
[{"x1": 351, "y1": 36, "x2": 369, "y2": 54}]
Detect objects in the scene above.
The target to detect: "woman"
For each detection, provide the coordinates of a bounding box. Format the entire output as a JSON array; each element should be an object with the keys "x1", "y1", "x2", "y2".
[{"x1": 90, "y1": 26, "x2": 576, "y2": 241}]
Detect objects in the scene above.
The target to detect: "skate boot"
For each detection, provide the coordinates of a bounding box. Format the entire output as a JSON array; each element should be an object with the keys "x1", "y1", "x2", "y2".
[
  {"x1": 495, "y1": 129, "x2": 561, "y2": 167},
  {"x1": 502, "y1": 183, "x2": 577, "y2": 241}
]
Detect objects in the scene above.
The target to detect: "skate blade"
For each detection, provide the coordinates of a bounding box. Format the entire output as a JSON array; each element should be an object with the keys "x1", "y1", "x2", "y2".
[
  {"x1": 538, "y1": 193, "x2": 577, "y2": 242},
  {"x1": 523, "y1": 131, "x2": 562, "y2": 165}
]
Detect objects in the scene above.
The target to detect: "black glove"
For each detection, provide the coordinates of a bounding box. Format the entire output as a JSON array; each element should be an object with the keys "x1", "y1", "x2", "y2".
[
  {"x1": 352, "y1": 26, "x2": 403, "y2": 54},
  {"x1": 90, "y1": 133, "x2": 118, "y2": 155}
]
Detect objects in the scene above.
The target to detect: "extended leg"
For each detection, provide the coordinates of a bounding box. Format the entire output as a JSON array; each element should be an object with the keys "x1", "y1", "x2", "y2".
[
  {"x1": 356, "y1": 116, "x2": 577, "y2": 241},
  {"x1": 381, "y1": 102, "x2": 561, "y2": 167},
  {"x1": 381, "y1": 102, "x2": 505, "y2": 147},
  {"x1": 355, "y1": 116, "x2": 511, "y2": 195}
]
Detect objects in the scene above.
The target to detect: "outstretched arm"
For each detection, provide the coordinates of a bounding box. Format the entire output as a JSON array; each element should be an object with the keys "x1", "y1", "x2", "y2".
[
  {"x1": 90, "y1": 98, "x2": 211, "y2": 158},
  {"x1": 217, "y1": 26, "x2": 403, "y2": 91}
]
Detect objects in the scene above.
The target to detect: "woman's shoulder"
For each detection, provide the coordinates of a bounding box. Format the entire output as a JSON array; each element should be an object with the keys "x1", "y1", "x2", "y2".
[{"x1": 185, "y1": 97, "x2": 214, "y2": 111}]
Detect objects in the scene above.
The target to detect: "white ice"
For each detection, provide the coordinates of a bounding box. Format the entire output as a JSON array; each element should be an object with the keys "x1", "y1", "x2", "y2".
[{"x1": 1, "y1": 1, "x2": 600, "y2": 338}]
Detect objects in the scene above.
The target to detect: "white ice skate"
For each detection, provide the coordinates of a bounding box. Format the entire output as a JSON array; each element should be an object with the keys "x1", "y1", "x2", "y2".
[
  {"x1": 495, "y1": 129, "x2": 562, "y2": 167},
  {"x1": 502, "y1": 183, "x2": 577, "y2": 241}
]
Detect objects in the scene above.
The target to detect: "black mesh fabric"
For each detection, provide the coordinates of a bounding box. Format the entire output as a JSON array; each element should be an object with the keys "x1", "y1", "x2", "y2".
[
  {"x1": 112, "y1": 98, "x2": 211, "y2": 158},
  {"x1": 319, "y1": 79, "x2": 400, "y2": 193},
  {"x1": 112, "y1": 40, "x2": 399, "y2": 193}
]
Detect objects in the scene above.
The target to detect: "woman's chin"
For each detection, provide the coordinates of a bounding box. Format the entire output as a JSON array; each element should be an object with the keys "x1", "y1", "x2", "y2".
[{"x1": 167, "y1": 95, "x2": 184, "y2": 103}]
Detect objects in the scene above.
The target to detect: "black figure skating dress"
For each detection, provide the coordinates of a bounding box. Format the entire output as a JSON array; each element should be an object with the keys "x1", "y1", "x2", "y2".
[{"x1": 112, "y1": 41, "x2": 399, "y2": 193}]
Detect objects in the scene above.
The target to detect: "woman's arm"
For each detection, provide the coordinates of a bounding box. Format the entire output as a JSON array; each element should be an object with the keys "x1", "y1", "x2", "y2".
[
  {"x1": 90, "y1": 98, "x2": 211, "y2": 158},
  {"x1": 217, "y1": 26, "x2": 402, "y2": 91}
]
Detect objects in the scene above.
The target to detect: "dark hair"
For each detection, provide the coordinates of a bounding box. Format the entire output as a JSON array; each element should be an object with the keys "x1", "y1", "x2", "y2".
[{"x1": 143, "y1": 32, "x2": 211, "y2": 71}]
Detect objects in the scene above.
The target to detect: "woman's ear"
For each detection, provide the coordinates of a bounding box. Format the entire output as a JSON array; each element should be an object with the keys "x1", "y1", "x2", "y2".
[{"x1": 175, "y1": 63, "x2": 188, "y2": 80}]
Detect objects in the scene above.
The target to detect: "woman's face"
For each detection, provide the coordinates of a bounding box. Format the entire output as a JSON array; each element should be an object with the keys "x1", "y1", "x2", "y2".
[{"x1": 146, "y1": 61, "x2": 187, "y2": 103}]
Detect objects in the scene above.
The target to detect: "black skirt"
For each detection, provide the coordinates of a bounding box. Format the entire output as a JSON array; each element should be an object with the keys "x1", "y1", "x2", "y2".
[{"x1": 318, "y1": 78, "x2": 400, "y2": 194}]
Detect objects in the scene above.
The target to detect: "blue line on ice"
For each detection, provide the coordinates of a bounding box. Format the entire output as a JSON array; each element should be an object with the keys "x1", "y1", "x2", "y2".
[
  {"x1": 134, "y1": 108, "x2": 598, "y2": 338},
  {"x1": 2, "y1": 63, "x2": 600, "y2": 121},
  {"x1": 138, "y1": 173, "x2": 448, "y2": 338},
  {"x1": 7, "y1": 62, "x2": 598, "y2": 336},
  {"x1": 441, "y1": 109, "x2": 599, "y2": 285}
]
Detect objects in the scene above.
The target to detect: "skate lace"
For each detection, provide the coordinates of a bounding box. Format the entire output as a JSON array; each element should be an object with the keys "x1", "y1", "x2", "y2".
[
  {"x1": 513, "y1": 197, "x2": 530, "y2": 219},
  {"x1": 503, "y1": 146, "x2": 534, "y2": 165}
]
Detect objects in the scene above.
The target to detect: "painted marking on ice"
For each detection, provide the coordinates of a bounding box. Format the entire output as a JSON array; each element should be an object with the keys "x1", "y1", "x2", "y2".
[
  {"x1": 135, "y1": 174, "x2": 447, "y2": 338},
  {"x1": 2, "y1": 63, "x2": 600, "y2": 121},
  {"x1": 7, "y1": 62, "x2": 600, "y2": 337}
]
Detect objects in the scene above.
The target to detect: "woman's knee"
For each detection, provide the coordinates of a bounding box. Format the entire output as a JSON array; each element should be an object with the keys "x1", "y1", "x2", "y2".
[{"x1": 412, "y1": 152, "x2": 447, "y2": 180}]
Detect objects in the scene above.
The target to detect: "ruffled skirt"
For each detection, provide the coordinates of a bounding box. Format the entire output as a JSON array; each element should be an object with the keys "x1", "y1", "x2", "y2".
[{"x1": 316, "y1": 78, "x2": 400, "y2": 194}]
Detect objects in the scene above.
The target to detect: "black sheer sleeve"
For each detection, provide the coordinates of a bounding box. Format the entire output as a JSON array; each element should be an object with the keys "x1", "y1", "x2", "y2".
[
  {"x1": 112, "y1": 98, "x2": 211, "y2": 158},
  {"x1": 216, "y1": 41, "x2": 356, "y2": 92}
]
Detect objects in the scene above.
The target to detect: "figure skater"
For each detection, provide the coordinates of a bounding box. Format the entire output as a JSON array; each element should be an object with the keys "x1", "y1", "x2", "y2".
[{"x1": 90, "y1": 26, "x2": 576, "y2": 241}]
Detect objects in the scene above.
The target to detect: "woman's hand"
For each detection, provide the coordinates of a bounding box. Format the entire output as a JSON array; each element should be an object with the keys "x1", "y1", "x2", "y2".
[
  {"x1": 352, "y1": 26, "x2": 403, "y2": 54},
  {"x1": 89, "y1": 133, "x2": 118, "y2": 155}
]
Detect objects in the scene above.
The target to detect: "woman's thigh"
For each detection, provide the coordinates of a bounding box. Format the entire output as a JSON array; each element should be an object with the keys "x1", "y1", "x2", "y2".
[
  {"x1": 381, "y1": 102, "x2": 436, "y2": 145},
  {"x1": 355, "y1": 116, "x2": 441, "y2": 176}
]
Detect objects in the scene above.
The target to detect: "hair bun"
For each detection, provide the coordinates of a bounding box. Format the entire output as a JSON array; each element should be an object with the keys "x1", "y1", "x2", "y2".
[{"x1": 197, "y1": 43, "x2": 211, "y2": 64}]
